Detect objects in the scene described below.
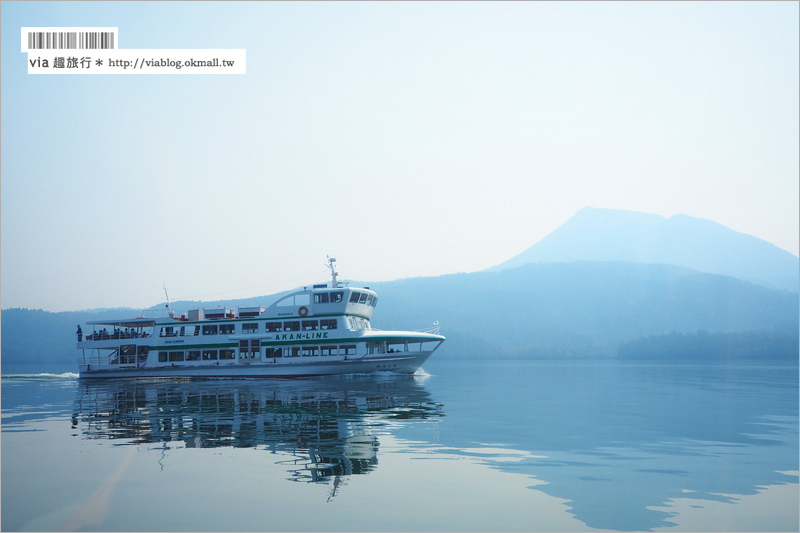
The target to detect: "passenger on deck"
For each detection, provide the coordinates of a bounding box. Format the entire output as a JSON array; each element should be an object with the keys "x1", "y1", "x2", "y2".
[{"x1": 76, "y1": 325, "x2": 82, "y2": 341}]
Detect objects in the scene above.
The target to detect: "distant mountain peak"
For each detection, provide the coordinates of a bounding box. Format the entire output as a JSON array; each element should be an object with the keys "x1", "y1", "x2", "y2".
[{"x1": 490, "y1": 207, "x2": 799, "y2": 292}]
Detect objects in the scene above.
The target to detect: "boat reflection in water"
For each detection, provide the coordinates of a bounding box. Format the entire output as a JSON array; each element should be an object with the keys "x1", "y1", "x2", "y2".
[{"x1": 72, "y1": 374, "x2": 443, "y2": 499}]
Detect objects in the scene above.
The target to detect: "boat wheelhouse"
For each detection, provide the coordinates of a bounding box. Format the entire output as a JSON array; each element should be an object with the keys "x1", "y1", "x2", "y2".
[{"x1": 76, "y1": 259, "x2": 444, "y2": 378}]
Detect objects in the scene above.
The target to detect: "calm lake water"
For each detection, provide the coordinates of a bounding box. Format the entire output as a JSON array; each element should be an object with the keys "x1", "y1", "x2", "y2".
[{"x1": 2, "y1": 358, "x2": 797, "y2": 532}]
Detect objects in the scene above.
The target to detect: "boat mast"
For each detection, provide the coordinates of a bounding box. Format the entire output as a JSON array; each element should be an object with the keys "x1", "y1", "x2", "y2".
[
  {"x1": 163, "y1": 282, "x2": 174, "y2": 318},
  {"x1": 327, "y1": 256, "x2": 339, "y2": 288}
]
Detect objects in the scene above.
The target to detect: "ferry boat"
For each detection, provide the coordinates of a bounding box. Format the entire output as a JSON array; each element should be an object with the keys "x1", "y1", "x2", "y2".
[{"x1": 76, "y1": 259, "x2": 445, "y2": 378}]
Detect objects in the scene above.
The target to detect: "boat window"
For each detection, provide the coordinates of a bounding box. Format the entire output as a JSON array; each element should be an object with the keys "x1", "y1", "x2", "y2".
[
  {"x1": 137, "y1": 346, "x2": 149, "y2": 355},
  {"x1": 321, "y1": 346, "x2": 338, "y2": 357},
  {"x1": 302, "y1": 320, "x2": 319, "y2": 331},
  {"x1": 265, "y1": 322, "x2": 282, "y2": 332},
  {"x1": 160, "y1": 326, "x2": 177, "y2": 337},
  {"x1": 368, "y1": 342, "x2": 385, "y2": 355},
  {"x1": 266, "y1": 347, "x2": 283, "y2": 358},
  {"x1": 314, "y1": 293, "x2": 329, "y2": 304},
  {"x1": 320, "y1": 319, "x2": 337, "y2": 330},
  {"x1": 349, "y1": 292, "x2": 360, "y2": 303},
  {"x1": 364, "y1": 294, "x2": 373, "y2": 306},
  {"x1": 168, "y1": 351, "x2": 185, "y2": 362},
  {"x1": 370, "y1": 296, "x2": 378, "y2": 308},
  {"x1": 331, "y1": 292, "x2": 344, "y2": 303},
  {"x1": 202, "y1": 325, "x2": 218, "y2": 336},
  {"x1": 347, "y1": 317, "x2": 370, "y2": 331},
  {"x1": 202, "y1": 349, "x2": 218, "y2": 361},
  {"x1": 219, "y1": 349, "x2": 235, "y2": 360},
  {"x1": 387, "y1": 341, "x2": 406, "y2": 353},
  {"x1": 219, "y1": 324, "x2": 235, "y2": 334},
  {"x1": 120, "y1": 345, "x2": 135, "y2": 356},
  {"x1": 239, "y1": 339, "x2": 260, "y2": 356},
  {"x1": 358, "y1": 293, "x2": 369, "y2": 304},
  {"x1": 340, "y1": 344, "x2": 357, "y2": 356},
  {"x1": 242, "y1": 323, "x2": 258, "y2": 334},
  {"x1": 289, "y1": 347, "x2": 301, "y2": 358},
  {"x1": 301, "y1": 346, "x2": 319, "y2": 357},
  {"x1": 158, "y1": 353, "x2": 168, "y2": 362},
  {"x1": 187, "y1": 350, "x2": 201, "y2": 361},
  {"x1": 283, "y1": 321, "x2": 300, "y2": 332}
]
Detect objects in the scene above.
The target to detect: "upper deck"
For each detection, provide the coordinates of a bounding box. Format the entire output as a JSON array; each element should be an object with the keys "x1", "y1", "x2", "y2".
[
  {"x1": 267, "y1": 285, "x2": 377, "y2": 320},
  {"x1": 84, "y1": 285, "x2": 377, "y2": 325},
  {"x1": 78, "y1": 283, "x2": 380, "y2": 345}
]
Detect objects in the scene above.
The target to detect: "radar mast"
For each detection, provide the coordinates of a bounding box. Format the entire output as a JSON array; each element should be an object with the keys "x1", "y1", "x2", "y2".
[{"x1": 327, "y1": 256, "x2": 339, "y2": 288}]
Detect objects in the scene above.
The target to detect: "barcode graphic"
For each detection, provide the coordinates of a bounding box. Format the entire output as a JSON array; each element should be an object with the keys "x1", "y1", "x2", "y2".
[{"x1": 26, "y1": 31, "x2": 115, "y2": 50}]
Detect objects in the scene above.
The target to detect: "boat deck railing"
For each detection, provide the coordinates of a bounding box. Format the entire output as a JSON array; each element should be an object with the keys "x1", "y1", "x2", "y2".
[
  {"x1": 78, "y1": 353, "x2": 147, "y2": 368},
  {"x1": 366, "y1": 326, "x2": 441, "y2": 335},
  {"x1": 80, "y1": 331, "x2": 151, "y2": 342}
]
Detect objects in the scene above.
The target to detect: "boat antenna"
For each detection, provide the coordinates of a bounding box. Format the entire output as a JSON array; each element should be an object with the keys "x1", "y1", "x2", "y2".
[
  {"x1": 326, "y1": 256, "x2": 339, "y2": 288},
  {"x1": 163, "y1": 282, "x2": 174, "y2": 318}
]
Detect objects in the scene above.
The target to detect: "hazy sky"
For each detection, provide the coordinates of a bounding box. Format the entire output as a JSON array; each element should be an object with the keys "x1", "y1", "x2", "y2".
[{"x1": 2, "y1": 1, "x2": 798, "y2": 312}]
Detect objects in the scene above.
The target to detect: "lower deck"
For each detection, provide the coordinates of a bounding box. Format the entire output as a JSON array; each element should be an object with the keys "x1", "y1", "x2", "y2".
[
  {"x1": 78, "y1": 351, "x2": 434, "y2": 379},
  {"x1": 78, "y1": 337, "x2": 443, "y2": 378}
]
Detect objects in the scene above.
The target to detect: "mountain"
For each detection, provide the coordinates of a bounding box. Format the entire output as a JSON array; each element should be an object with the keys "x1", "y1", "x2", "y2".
[
  {"x1": 2, "y1": 261, "x2": 797, "y2": 366},
  {"x1": 368, "y1": 262, "x2": 798, "y2": 358},
  {"x1": 490, "y1": 207, "x2": 799, "y2": 293}
]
